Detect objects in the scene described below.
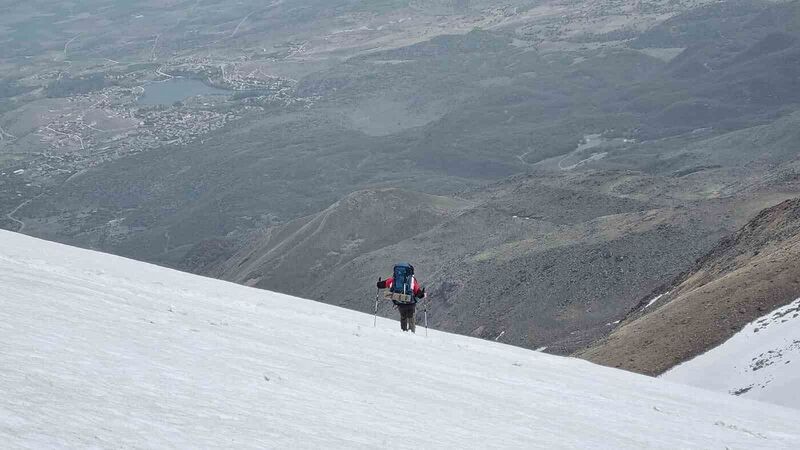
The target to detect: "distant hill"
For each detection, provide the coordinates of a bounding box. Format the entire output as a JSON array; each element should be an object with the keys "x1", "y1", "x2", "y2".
[{"x1": 209, "y1": 188, "x2": 472, "y2": 294}]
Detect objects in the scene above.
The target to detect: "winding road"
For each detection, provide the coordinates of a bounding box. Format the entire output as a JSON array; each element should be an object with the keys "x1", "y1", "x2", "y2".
[{"x1": 5, "y1": 192, "x2": 44, "y2": 233}]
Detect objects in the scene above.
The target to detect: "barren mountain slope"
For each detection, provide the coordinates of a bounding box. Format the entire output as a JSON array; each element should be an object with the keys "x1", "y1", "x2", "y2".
[
  {"x1": 578, "y1": 197, "x2": 800, "y2": 375},
  {"x1": 210, "y1": 188, "x2": 472, "y2": 294},
  {"x1": 217, "y1": 169, "x2": 786, "y2": 354}
]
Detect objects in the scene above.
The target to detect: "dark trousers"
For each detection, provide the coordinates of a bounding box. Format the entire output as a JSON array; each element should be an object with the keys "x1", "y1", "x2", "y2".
[{"x1": 398, "y1": 303, "x2": 416, "y2": 332}]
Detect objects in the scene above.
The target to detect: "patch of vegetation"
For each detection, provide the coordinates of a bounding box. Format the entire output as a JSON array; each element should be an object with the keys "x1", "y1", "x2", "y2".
[
  {"x1": 45, "y1": 73, "x2": 110, "y2": 98},
  {"x1": 0, "y1": 79, "x2": 34, "y2": 98},
  {"x1": 569, "y1": 28, "x2": 640, "y2": 44}
]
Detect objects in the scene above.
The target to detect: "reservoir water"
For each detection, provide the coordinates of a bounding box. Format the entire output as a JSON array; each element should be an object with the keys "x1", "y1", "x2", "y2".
[{"x1": 138, "y1": 79, "x2": 229, "y2": 106}]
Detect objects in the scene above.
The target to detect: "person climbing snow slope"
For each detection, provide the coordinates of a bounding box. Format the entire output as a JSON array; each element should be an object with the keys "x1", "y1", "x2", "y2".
[{"x1": 377, "y1": 263, "x2": 425, "y2": 332}]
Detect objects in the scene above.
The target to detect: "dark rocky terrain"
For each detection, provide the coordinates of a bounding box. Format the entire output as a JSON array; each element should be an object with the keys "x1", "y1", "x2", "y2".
[{"x1": 210, "y1": 188, "x2": 472, "y2": 293}]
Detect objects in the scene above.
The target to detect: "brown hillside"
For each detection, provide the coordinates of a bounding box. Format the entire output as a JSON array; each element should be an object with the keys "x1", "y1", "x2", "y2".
[{"x1": 577, "y1": 198, "x2": 800, "y2": 375}]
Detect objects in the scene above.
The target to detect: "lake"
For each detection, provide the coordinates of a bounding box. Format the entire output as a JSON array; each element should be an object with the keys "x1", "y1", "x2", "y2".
[{"x1": 138, "y1": 79, "x2": 229, "y2": 106}]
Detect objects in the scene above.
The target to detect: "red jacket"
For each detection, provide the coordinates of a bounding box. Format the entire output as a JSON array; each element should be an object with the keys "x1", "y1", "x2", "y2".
[{"x1": 378, "y1": 276, "x2": 425, "y2": 298}]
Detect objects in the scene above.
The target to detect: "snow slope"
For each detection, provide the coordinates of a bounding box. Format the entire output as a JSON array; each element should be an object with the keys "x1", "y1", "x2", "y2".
[
  {"x1": 663, "y1": 298, "x2": 800, "y2": 410},
  {"x1": 1, "y1": 230, "x2": 799, "y2": 449}
]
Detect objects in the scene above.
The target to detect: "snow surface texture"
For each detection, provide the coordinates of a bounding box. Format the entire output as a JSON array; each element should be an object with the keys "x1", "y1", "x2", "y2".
[
  {"x1": 1, "y1": 230, "x2": 799, "y2": 449},
  {"x1": 664, "y1": 298, "x2": 800, "y2": 410}
]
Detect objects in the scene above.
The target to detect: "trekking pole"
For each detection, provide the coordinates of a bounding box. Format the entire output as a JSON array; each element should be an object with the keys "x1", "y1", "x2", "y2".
[
  {"x1": 374, "y1": 278, "x2": 381, "y2": 327},
  {"x1": 424, "y1": 299, "x2": 428, "y2": 337}
]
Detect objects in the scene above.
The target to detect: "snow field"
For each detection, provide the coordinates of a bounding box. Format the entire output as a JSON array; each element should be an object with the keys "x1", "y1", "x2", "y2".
[
  {"x1": 664, "y1": 298, "x2": 800, "y2": 410},
  {"x1": 1, "y1": 230, "x2": 799, "y2": 449}
]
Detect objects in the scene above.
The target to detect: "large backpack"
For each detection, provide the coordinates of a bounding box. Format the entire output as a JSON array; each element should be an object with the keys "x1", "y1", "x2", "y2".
[
  {"x1": 391, "y1": 263, "x2": 414, "y2": 294},
  {"x1": 388, "y1": 263, "x2": 416, "y2": 303}
]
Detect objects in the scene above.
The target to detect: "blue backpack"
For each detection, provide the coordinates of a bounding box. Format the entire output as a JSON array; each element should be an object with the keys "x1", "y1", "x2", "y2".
[{"x1": 391, "y1": 263, "x2": 415, "y2": 298}]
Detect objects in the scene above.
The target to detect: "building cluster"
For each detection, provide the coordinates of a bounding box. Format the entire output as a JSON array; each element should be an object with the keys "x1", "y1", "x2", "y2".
[
  {"x1": 135, "y1": 107, "x2": 235, "y2": 145},
  {"x1": 31, "y1": 84, "x2": 241, "y2": 182},
  {"x1": 5, "y1": 57, "x2": 314, "y2": 197}
]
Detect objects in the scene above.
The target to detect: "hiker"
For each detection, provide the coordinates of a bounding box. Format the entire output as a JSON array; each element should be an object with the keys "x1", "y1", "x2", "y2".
[{"x1": 377, "y1": 263, "x2": 425, "y2": 332}]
